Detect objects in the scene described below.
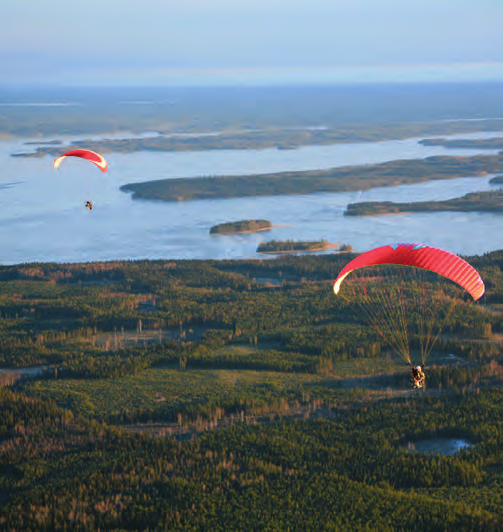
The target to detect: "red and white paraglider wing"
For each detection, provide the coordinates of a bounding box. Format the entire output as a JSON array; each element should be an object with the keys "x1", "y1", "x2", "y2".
[
  {"x1": 333, "y1": 243, "x2": 485, "y2": 300},
  {"x1": 53, "y1": 149, "x2": 108, "y2": 173}
]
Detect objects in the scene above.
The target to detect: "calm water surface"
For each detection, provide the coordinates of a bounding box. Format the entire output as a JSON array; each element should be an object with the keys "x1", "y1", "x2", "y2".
[
  {"x1": 0, "y1": 131, "x2": 502, "y2": 264},
  {"x1": 405, "y1": 438, "x2": 473, "y2": 455}
]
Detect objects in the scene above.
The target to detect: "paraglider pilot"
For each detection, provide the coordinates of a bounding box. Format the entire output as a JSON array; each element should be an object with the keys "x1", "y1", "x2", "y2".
[
  {"x1": 53, "y1": 149, "x2": 108, "y2": 213},
  {"x1": 410, "y1": 365, "x2": 425, "y2": 389}
]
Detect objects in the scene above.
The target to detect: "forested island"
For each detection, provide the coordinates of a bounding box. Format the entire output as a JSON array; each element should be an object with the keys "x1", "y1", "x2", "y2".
[
  {"x1": 10, "y1": 119, "x2": 503, "y2": 156},
  {"x1": 121, "y1": 153, "x2": 503, "y2": 202},
  {"x1": 210, "y1": 219, "x2": 272, "y2": 234},
  {"x1": 0, "y1": 252, "x2": 502, "y2": 529},
  {"x1": 344, "y1": 190, "x2": 503, "y2": 216},
  {"x1": 257, "y1": 239, "x2": 335, "y2": 253},
  {"x1": 419, "y1": 137, "x2": 503, "y2": 150},
  {"x1": 490, "y1": 175, "x2": 503, "y2": 185}
]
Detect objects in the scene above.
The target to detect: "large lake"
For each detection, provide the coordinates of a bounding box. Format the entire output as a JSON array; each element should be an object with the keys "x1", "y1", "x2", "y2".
[{"x1": 0, "y1": 130, "x2": 502, "y2": 264}]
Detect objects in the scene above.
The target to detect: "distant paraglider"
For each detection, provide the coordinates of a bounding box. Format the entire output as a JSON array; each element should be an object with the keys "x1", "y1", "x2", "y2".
[
  {"x1": 53, "y1": 149, "x2": 108, "y2": 210},
  {"x1": 53, "y1": 149, "x2": 108, "y2": 172},
  {"x1": 334, "y1": 243, "x2": 485, "y2": 389}
]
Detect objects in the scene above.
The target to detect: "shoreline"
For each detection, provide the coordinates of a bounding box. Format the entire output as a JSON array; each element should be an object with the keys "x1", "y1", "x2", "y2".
[{"x1": 345, "y1": 211, "x2": 413, "y2": 217}]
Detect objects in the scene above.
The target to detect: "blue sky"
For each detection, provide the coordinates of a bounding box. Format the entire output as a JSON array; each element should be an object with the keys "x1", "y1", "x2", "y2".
[{"x1": 2, "y1": 0, "x2": 502, "y2": 86}]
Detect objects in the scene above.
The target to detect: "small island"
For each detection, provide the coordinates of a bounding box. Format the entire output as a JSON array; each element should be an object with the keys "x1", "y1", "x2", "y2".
[
  {"x1": 257, "y1": 239, "x2": 337, "y2": 254},
  {"x1": 210, "y1": 220, "x2": 272, "y2": 234},
  {"x1": 344, "y1": 190, "x2": 503, "y2": 216},
  {"x1": 489, "y1": 175, "x2": 503, "y2": 185},
  {"x1": 338, "y1": 243, "x2": 354, "y2": 252}
]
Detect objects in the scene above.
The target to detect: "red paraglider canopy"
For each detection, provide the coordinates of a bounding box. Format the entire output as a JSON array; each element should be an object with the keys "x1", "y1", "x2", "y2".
[
  {"x1": 333, "y1": 243, "x2": 485, "y2": 300},
  {"x1": 53, "y1": 149, "x2": 108, "y2": 173}
]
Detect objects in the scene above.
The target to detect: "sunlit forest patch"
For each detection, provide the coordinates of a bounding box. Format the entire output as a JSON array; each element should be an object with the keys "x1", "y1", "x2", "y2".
[{"x1": 24, "y1": 367, "x2": 335, "y2": 423}]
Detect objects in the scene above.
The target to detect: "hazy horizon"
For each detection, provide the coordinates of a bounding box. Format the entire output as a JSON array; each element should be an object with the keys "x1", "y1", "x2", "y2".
[
  {"x1": 2, "y1": 0, "x2": 501, "y2": 87},
  {"x1": 2, "y1": 82, "x2": 503, "y2": 137}
]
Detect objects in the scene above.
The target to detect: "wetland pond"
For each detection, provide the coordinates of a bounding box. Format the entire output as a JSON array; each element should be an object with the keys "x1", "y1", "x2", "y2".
[{"x1": 404, "y1": 438, "x2": 473, "y2": 456}]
